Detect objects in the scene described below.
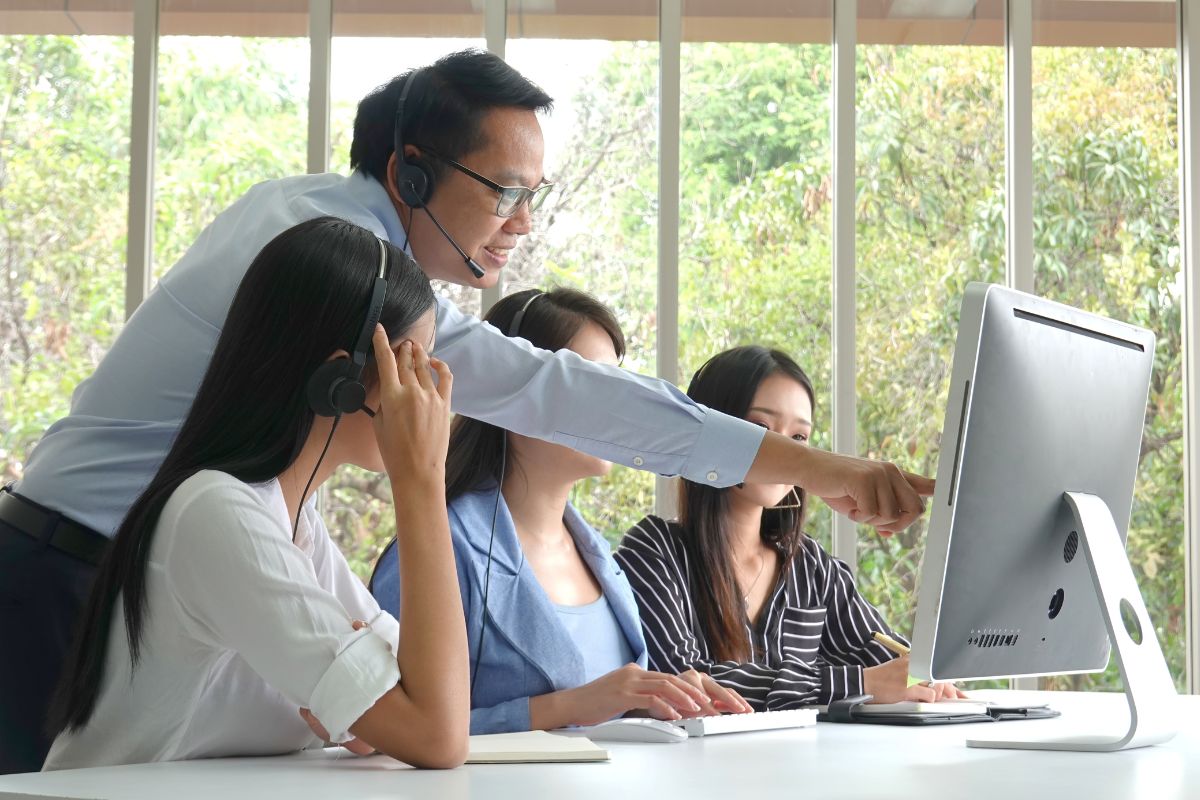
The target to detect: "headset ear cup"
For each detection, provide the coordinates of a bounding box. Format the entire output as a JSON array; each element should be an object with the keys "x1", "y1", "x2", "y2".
[
  {"x1": 396, "y1": 158, "x2": 434, "y2": 209},
  {"x1": 332, "y1": 377, "x2": 367, "y2": 415},
  {"x1": 307, "y1": 358, "x2": 357, "y2": 418}
]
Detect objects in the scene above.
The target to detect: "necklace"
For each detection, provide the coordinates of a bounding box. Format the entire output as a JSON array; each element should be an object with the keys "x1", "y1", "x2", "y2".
[{"x1": 742, "y1": 550, "x2": 767, "y2": 607}]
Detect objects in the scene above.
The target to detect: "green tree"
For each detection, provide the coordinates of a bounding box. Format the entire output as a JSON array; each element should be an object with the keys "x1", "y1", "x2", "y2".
[{"x1": 1, "y1": 36, "x2": 131, "y2": 484}]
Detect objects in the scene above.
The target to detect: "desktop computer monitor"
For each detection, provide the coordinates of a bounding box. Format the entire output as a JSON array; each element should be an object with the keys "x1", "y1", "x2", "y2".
[{"x1": 909, "y1": 283, "x2": 1176, "y2": 751}]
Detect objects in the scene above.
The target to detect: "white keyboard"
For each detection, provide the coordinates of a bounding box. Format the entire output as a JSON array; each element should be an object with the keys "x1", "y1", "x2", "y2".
[{"x1": 672, "y1": 708, "x2": 818, "y2": 737}]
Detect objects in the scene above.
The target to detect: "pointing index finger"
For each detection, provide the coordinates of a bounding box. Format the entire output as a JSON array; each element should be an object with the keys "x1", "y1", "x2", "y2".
[{"x1": 904, "y1": 470, "x2": 936, "y2": 497}]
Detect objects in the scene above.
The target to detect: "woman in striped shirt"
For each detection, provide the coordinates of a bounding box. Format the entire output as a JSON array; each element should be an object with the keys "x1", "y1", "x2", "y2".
[{"x1": 615, "y1": 346, "x2": 964, "y2": 711}]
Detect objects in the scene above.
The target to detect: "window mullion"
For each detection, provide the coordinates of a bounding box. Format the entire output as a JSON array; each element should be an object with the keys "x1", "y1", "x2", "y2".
[
  {"x1": 655, "y1": 0, "x2": 682, "y2": 520},
  {"x1": 125, "y1": 0, "x2": 159, "y2": 319},
  {"x1": 831, "y1": 0, "x2": 857, "y2": 570}
]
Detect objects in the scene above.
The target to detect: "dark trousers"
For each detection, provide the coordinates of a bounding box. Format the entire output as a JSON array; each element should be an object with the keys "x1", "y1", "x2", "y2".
[{"x1": 0, "y1": 517, "x2": 100, "y2": 774}]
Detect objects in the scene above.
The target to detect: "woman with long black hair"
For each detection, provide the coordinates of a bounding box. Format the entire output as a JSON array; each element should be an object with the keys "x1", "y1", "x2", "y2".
[
  {"x1": 44, "y1": 217, "x2": 468, "y2": 770},
  {"x1": 616, "y1": 346, "x2": 964, "y2": 711}
]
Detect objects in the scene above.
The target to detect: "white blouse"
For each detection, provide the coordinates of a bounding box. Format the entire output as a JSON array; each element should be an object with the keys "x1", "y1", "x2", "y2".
[{"x1": 44, "y1": 470, "x2": 401, "y2": 771}]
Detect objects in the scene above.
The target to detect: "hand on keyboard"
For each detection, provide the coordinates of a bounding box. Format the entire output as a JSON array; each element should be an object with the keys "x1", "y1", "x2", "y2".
[
  {"x1": 674, "y1": 669, "x2": 753, "y2": 715},
  {"x1": 554, "y1": 664, "x2": 718, "y2": 727}
]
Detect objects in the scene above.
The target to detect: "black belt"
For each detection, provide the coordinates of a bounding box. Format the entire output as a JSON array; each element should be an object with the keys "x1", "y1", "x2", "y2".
[{"x1": 0, "y1": 488, "x2": 109, "y2": 566}]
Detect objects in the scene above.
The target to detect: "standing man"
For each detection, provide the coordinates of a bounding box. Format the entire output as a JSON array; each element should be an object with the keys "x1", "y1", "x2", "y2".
[{"x1": 0, "y1": 49, "x2": 930, "y2": 773}]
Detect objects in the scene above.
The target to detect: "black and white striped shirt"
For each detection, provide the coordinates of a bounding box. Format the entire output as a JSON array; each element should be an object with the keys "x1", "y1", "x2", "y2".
[{"x1": 614, "y1": 515, "x2": 907, "y2": 710}]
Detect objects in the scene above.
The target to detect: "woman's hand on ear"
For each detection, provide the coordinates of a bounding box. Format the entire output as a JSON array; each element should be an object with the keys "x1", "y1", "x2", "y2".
[{"x1": 370, "y1": 324, "x2": 453, "y2": 484}]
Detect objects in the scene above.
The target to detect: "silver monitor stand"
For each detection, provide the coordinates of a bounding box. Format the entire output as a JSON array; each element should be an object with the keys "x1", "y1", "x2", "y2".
[{"x1": 966, "y1": 491, "x2": 1177, "y2": 751}]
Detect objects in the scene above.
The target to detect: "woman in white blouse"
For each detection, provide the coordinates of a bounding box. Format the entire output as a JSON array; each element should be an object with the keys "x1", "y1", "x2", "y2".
[{"x1": 43, "y1": 217, "x2": 468, "y2": 770}]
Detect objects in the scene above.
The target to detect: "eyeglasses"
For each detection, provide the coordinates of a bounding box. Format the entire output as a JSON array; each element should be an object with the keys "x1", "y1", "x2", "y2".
[{"x1": 418, "y1": 147, "x2": 553, "y2": 218}]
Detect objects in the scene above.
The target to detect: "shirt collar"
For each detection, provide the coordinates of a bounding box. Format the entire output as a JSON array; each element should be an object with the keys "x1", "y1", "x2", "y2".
[
  {"x1": 249, "y1": 478, "x2": 317, "y2": 555},
  {"x1": 346, "y1": 170, "x2": 409, "y2": 250}
]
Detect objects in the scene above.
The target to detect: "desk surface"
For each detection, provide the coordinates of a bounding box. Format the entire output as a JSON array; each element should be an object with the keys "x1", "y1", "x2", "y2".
[{"x1": 2, "y1": 691, "x2": 1197, "y2": 800}]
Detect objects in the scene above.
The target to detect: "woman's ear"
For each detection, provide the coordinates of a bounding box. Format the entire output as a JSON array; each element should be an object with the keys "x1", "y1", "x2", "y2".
[{"x1": 322, "y1": 349, "x2": 351, "y2": 364}]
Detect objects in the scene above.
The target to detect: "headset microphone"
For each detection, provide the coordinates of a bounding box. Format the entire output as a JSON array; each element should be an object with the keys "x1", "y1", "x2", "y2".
[
  {"x1": 394, "y1": 69, "x2": 485, "y2": 282},
  {"x1": 415, "y1": 195, "x2": 486, "y2": 280}
]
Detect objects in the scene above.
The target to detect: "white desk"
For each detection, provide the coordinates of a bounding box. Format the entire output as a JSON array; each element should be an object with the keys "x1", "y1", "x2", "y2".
[{"x1": 2, "y1": 692, "x2": 1197, "y2": 800}]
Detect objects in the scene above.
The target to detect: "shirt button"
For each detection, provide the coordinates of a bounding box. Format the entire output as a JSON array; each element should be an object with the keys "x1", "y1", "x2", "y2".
[
  {"x1": 706, "y1": 471, "x2": 719, "y2": 482},
  {"x1": 633, "y1": 456, "x2": 644, "y2": 466}
]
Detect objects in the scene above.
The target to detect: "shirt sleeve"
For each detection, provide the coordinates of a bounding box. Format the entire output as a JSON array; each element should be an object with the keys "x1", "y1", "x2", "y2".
[
  {"x1": 805, "y1": 539, "x2": 909, "y2": 671},
  {"x1": 614, "y1": 517, "x2": 862, "y2": 710},
  {"x1": 371, "y1": 528, "x2": 522, "y2": 735},
  {"x1": 161, "y1": 475, "x2": 400, "y2": 741},
  {"x1": 307, "y1": 505, "x2": 400, "y2": 654},
  {"x1": 470, "y1": 698, "x2": 533, "y2": 735},
  {"x1": 431, "y1": 297, "x2": 766, "y2": 487}
]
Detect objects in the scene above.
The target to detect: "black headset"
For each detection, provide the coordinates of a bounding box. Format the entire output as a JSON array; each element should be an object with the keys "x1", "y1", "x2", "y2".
[
  {"x1": 305, "y1": 237, "x2": 390, "y2": 418},
  {"x1": 393, "y1": 70, "x2": 435, "y2": 210},
  {"x1": 392, "y1": 69, "x2": 485, "y2": 280},
  {"x1": 506, "y1": 289, "x2": 543, "y2": 338}
]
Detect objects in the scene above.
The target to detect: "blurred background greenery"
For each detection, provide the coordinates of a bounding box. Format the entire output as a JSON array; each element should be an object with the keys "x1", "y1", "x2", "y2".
[{"x1": 0, "y1": 26, "x2": 1182, "y2": 691}]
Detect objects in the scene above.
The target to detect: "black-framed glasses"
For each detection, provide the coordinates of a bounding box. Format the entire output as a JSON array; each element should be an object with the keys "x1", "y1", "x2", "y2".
[{"x1": 419, "y1": 147, "x2": 553, "y2": 218}]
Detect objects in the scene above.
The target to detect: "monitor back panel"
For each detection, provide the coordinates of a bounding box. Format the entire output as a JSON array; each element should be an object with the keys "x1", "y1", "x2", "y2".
[{"x1": 912, "y1": 283, "x2": 1155, "y2": 681}]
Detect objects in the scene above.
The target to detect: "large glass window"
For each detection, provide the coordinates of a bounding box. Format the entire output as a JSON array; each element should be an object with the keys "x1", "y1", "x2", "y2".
[
  {"x1": 0, "y1": 28, "x2": 132, "y2": 486},
  {"x1": 679, "y1": 1, "x2": 834, "y2": 548},
  {"x1": 328, "y1": 2, "x2": 484, "y2": 578},
  {"x1": 1032, "y1": 0, "x2": 1183, "y2": 690},
  {"x1": 854, "y1": 2, "x2": 1005, "y2": 646},
  {"x1": 505, "y1": 0, "x2": 660, "y2": 545},
  {"x1": 154, "y1": 4, "x2": 308, "y2": 279},
  {"x1": 1, "y1": 2, "x2": 1192, "y2": 682}
]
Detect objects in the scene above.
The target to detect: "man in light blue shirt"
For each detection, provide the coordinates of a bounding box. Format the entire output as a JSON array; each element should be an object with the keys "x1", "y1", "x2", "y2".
[{"x1": 0, "y1": 50, "x2": 931, "y2": 773}]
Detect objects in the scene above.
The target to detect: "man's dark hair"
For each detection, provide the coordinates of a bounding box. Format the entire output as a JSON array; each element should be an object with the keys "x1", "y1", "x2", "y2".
[{"x1": 350, "y1": 49, "x2": 553, "y2": 189}]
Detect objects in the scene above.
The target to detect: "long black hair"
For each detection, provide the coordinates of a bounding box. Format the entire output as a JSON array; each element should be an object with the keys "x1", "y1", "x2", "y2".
[
  {"x1": 679, "y1": 346, "x2": 815, "y2": 662},
  {"x1": 49, "y1": 216, "x2": 435, "y2": 735},
  {"x1": 444, "y1": 287, "x2": 625, "y2": 503}
]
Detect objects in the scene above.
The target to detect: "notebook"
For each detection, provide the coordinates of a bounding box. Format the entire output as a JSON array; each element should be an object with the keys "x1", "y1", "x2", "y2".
[
  {"x1": 854, "y1": 699, "x2": 992, "y2": 716},
  {"x1": 816, "y1": 694, "x2": 1059, "y2": 726},
  {"x1": 465, "y1": 730, "x2": 610, "y2": 763}
]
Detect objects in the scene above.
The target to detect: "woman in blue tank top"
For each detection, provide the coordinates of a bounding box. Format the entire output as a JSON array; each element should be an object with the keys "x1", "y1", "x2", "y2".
[{"x1": 371, "y1": 288, "x2": 749, "y2": 733}]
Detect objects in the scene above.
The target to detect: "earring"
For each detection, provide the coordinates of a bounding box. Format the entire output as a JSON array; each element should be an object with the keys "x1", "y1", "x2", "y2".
[{"x1": 770, "y1": 486, "x2": 804, "y2": 511}]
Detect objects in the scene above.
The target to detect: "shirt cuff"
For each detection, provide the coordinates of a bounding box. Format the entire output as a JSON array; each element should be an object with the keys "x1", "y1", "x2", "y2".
[
  {"x1": 820, "y1": 664, "x2": 866, "y2": 705},
  {"x1": 679, "y1": 407, "x2": 766, "y2": 487},
  {"x1": 307, "y1": 628, "x2": 401, "y2": 742},
  {"x1": 470, "y1": 697, "x2": 533, "y2": 734},
  {"x1": 365, "y1": 609, "x2": 400, "y2": 655}
]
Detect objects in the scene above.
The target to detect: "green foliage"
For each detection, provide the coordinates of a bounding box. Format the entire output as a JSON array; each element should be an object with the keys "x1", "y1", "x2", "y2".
[
  {"x1": 153, "y1": 38, "x2": 307, "y2": 275},
  {"x1": 0, "y1": 35, "x2": 1186, "y2": 694},
  {"x1": 525, "y1": 41, "x2": 1184, "y2": 693},
  {"x1": 1, "y1": 36, "x2": 130, "y2": 482}
]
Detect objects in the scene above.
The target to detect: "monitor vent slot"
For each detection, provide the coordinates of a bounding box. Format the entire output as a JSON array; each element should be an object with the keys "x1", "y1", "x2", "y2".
[
  {"x1": 1013, "y1": 308, "x2": 1144, "y2": 352},
  {"x1": 1064, "y1": 531, "x2": 1079, "y2": 563},
  {"x1": 967, "y1": 630, "x2": 1019, "y2": 648}
]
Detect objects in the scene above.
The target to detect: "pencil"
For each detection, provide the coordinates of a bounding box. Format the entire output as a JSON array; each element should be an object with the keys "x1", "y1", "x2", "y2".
[{"x1": 872, "y1": 631, "x2": 911, "y2": 656}]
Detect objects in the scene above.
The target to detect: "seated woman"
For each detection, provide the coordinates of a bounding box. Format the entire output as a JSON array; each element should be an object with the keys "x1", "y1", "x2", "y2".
[
  {"x1": 45, "y1": 217, "x2": 468, "y2": 770},
  {"x1": 615, "y1": 345, "x2": 963, "y2": 710},
  {"x1": 371, "y1": 288, "x2": 749, "y2": 734}
]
